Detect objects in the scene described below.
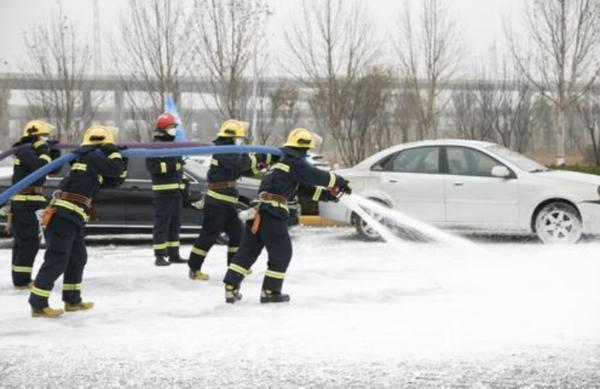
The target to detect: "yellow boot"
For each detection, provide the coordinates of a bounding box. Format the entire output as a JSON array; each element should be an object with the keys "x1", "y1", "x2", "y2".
[
  {"x1": 65, "y1": 301, "x2": 95, "y2": 312},
  {"x1": 15, "y1": 282, "x2": 33, "y2": 290},
  {"x1": 31, "y1": 306, "x2": 64, "y2": 318},
  {"x1": 189, "y1": 269, "x2": 210, "y2": 281}
]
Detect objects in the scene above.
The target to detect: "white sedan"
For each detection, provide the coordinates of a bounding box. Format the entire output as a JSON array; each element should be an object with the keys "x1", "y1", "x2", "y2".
[{"x1": 320, "y1": 140, "x2": 600, "y2": 243}]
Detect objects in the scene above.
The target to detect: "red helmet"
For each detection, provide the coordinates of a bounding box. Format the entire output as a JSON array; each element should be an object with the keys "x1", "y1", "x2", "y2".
[{"x1": 155, "y1": 113, "x2": 177, "y2": 131}]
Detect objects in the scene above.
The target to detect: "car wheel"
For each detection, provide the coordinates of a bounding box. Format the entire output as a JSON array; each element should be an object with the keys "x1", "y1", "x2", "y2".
[
  {"x1": 534, "y1": 202, "x2": 582, "y2": 244},
  {"x1": 352, "y1": 199, "x2": 389, "y2": 241}
]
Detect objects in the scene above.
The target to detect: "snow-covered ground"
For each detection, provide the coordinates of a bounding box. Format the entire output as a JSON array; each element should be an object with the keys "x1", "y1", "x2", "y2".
[{"x1": 1, "y1": 227, "x2": 600, "y2": 388}]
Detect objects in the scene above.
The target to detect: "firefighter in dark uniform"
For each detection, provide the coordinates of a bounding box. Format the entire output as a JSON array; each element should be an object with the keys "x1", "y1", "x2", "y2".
[
  {"x1": 223, "y1": 128, "x2": 351, "y2": 303},
  {"x1": 28, "y1": 125, "x2": 127, "y2": 318},
  {"x1": 188, "y1": 119, "x2": 272, "y2": 281},
  {"x1": 146, "y1": 113, "x2": 187, "y2": 266},
  {"x1": 9, "y1": 120, "x2": 60, "y2": 289}
]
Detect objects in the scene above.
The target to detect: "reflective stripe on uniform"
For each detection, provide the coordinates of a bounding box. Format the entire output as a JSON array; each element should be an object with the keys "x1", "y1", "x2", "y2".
[
  {"x1": 154, "y1": 242, "x2": 168, "y2": 250},
  {"x1": 176, "y1": 163, "x2": 182, "y2": 170},
  {"x1": 210, "y1": 159, "x2": 219, "y2": 166},
  {"x1": 32, "y1": 141, "x2": 44, "y2": 149},
  {"x1": 119, "y1": 171, "x2": 127, "y2": 178},
  {"x1": 265, "y1": 269, "x2": 285, "y2": 279},
  {"x1": 71, "y1": 163, "x2": 87, "y2": 171},
  {"x1": 228, "y1": 263, "x2": 249, "y2": 276},
  {"x1": 273, "y1": 163, "x2": 290, "y2": 173},
  {"x1": 253, "y1": 199, "x2": 289, "y2": 213},
  {"x1": 227, "y1": 246, "x2": 238, "y2": 253},
  {"x1": 97, "y1": 175, "x2": 104, "y2": 184},
  {"x1": 250, "y1": 154, "x2": 259, "y2": 175},
  {"x1": 152, "y1": 183, "x2": 185, "y2": 191},
  {"x1": 166, "y1": 241, "x2": 180, "y2": 248},
  {"x1": 206, "y1": 190, "x2": 238, "y2": 204},
  {"x1": 265, "y1": 154, "x2": 272, "y2": 165},
  {"x1": 312, "y1": 187, "x2": 323, "y2": 201},
  {"x1": 52, "y1": 199, "x2": 89, "y2": 221},
  {"x1": 14, "y1": 158, "x2": 20, "y2": 166},
  {"x1": 39, "y1": 154, "x2": 52, "y2": 163},
  {"x1": 191, "y1": 247, "x2": 208, "y2": 256},
  {"x1": 31, "y1": 286, "x2": 51, "y2": 298},
  {"x1": 160, "y1": 162, "x2": 167, "y2": 173},
  {"x1": 63, "y1": 283, "x2": 82, "y2": 291},
  {"x1": 12, "y1": 195, "x2": 46, "y2": 202},
  {"x1": 12, "y1": 265, "x2": 33, "y2": 273},
  {"x1": 328, "y1": 172, "x2": 336, "y2": 188},
  {"x1": 108, "y1": 152, "x2": 122, "y2": 160}
]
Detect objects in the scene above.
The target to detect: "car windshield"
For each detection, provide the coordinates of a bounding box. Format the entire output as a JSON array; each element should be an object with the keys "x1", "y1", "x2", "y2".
[
  {"x1": 486, "y1": 145, "x2": 548, "y2": 172},
  {"x1": 183, "y1": 158, "x2": 209, "y2": 177}
]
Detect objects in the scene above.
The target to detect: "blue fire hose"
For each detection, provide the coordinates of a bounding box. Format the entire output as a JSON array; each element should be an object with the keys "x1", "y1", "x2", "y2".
[{"x1": 0, "y1": 145, "x2": 283, "y2": 206}]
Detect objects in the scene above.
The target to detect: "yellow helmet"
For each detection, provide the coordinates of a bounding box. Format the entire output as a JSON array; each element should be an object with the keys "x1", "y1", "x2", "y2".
[
  {"x1": 81, "y1": 125, "x2": 115, "y2": 146},
  {"x1": 217, "y1": 119, "x2": 247, "y2": 138},
  {"x1": 284, "y1": 128, "x2": 317, "y2": 149},
  {"x1": 23, "y1": 120, "x2": 53, "y2": 137}
]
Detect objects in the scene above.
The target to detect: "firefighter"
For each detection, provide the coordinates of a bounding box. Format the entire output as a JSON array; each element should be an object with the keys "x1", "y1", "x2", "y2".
[
  {"x1": 28, "y1": 125, "x2": 127, "y2": 318},
  {"x1": 9, "y1": 120, "x2": 60, "y2": 290},
  {"x1": 222, "y1": 128, "x2": 351, "y2": 303},
  {"x1": 188, "y1": 119, "x2": 272, "y2": 281},
  {"x1": 146, "y1": 113, "x2": 187, "y2": 266}
]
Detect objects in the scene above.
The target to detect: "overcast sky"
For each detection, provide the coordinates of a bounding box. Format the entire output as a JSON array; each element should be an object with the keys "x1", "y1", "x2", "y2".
[{"x1": 0, "y1": 0, "x2": 525, "y2": 74}]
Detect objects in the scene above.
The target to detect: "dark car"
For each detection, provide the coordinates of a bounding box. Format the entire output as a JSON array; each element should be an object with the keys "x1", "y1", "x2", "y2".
[{"x1": 0, "y1": 157, "x2": 299, "y2": 235}]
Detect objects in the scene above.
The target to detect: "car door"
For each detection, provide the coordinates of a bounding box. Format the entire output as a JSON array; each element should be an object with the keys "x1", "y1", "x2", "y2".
[
  {"x1": 117, "y1": 159, "x2": 154, "y2": 227},
  {"x1": 444, "y1": 146, "x2": 519, "y2": 229},
  {"x1": 375, "y1": 146, "x2": 446, "y2": 223}
]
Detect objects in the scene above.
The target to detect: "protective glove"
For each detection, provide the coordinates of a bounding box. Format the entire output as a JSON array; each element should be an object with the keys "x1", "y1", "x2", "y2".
[
  {"x1": 336, "y1": 175, "x2": 352, "y2": 195},
  {"x1": 322, "y1": 190, "x2": 340, "y2": 203}
]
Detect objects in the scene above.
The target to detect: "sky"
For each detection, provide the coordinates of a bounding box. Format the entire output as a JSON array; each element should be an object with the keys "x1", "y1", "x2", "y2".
[{"x1": 0, "y1": 0, "x2": 525, "y2": 75}]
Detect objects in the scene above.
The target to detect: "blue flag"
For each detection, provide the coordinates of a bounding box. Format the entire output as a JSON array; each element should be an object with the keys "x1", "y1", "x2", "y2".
[{"x1": 165, "y1": 94, "x2": 187, "y2": 142}]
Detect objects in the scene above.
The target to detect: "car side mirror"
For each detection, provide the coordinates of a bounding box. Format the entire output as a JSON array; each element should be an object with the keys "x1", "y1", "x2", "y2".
[{"x1": 491, "y1": 165, "x2": 511, "y2": 178}]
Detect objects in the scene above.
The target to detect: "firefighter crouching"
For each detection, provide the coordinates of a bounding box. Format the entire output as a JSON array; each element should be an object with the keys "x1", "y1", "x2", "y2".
[
  {"x1": 28, "y1": 125, "x2": 127, "y2": 318},
  {"x1": 9, "y1": 120, "x2": 60, "y2": 289},
  {"x1": 146, "y1": 113, "x2": 187, "y2": 266},
  {"x1": 188, "y1": 119, "x2": 273, "y2": 281},
  {"x1": 223, "y1": 128, "x2": 351, "y2": 303}
]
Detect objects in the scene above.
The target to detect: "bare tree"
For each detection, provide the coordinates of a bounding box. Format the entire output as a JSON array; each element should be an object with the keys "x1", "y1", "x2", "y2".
[
  {"x1": 114, "y1": 0, "x2": 193, "y2": 140},
  {"x1": 394, "y1": 0, "x2": 461, "y2": 140},
  {"x1": 192, "y1": 0, "x2": 269, "y2": 128},
  {"x1": 252, "y1": 85, "x2": 301, "y2": 146},
  {"x1": 0, "y1": 87, "x2": 9, "y2": 145},
  {"x1": 22, "y1": 10, "x2": 95, "y2": 142},
  {"x1": 575, "y1": 94, "x2": 600, "y2": 164},
  {"x1": 285, "y1": 0, "x2": 380, "y2": 166},
  {"x1": 507, "y1": 0, "x2": 600, "y2": 164}
]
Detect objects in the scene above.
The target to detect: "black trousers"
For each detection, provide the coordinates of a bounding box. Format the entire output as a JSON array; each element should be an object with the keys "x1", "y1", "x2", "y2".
[
  {"x1": 11, "y1": 207, "x2": 42, "y2": 287},
  {"x1": 223, "y1": 211, "x2": 292, "y2": 292},
  {"x1": 29, "y1": 215, "x2": 87, "y2": 309},
  {"x1": 152, "y1": 195, "x2": 182, "y2": 258},
  {"x1": 188, "y1": 201, "x2": 242, "y2": 271}
]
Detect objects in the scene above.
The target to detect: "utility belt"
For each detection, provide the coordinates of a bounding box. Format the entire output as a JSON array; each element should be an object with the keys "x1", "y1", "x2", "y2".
[
  {"x1": 250, "y1": 192, "x2": 289, "y2": 235},
  {"x1": 19, "y1": 186, "x2": 43, "y2": 195},
  {"x1": 42, "y1": 191, "x2": 93, "y2": 227},
  {"x1": 207, "y1": 181, "x2": 236, "y2": 190},
  {"x1": 54, "y1": 191, "x2": 93, "y2": 208},
  {"x1": 12, "y1": 186, "x2": 47, "y2": 203},
  {"x1": 257, "y1": 192, "x2": 287, "y2": 205}
]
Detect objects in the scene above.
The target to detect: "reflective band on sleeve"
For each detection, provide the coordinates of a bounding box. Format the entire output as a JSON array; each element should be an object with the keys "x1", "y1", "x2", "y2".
[
  {"x1": 210, "y1": 159, "x2": 219, "y2": 166},
  {"x1": 63, "y1": 283, "x2": 82, "y2": 291},
  {"x1": 31, "y1": 286, "x2": 51, "y2": 298},
  {"x1": 97, "y1": 175, "x2": 104, "y2": 184},
  {"x1": 33, "y1": 141, "x2": 44, "y2": 149},
  {"x1": 227, "y1": 246, "x2": 238, "y2": 253},
  {"x1": 206, "y1": 190, "x2": 238, "y2": 204},
  {"x1": 250, "y1": 154, "x2": 259, "y2": 175},
  {"x1": 108, "y1": 152, "x2": 122, "y2": 160},
  {"x1": 328, "y1": 172, "x2": 336, "y2": 188},
  {"x1": 160, "y1": 162, "x2": 167, "y2": 173},
  {"x1": 119, "y1": 171, "x2": 127, "y2": 178},
  {"x1": 152, "y1": 183, "x2": 185, "y2": 191},
  {"x1": 166, "y1": 241, "x2": 180, "y2": 248},
  {"x1": 39, "y1": 154, "x2": 52, "y2": 163},
  {"x1": 273, "y1": 163, "x2": 290, "y2": 173},
  {"x1": 312, "y1": 187, "x2": 323, "y2": 201},
  {"x1": 12, "y1": 265, "x2": 33, "y2": 273},
  {"x1": 228, "y1": 263, "x2": 249, "y2": 276},
  {"x1": 191, "y1": 247, "x2": 208, "y2": 256},
  {"x1": 52, "y1": 199, "x2": 89, "y2": 221},
  {"x1": 14, "y1": 158, "x2": 20, "y2": 166},
  {"x1": 265, "y1": 269, "x2": 285, "y2": 280},
  {"x1": 71, "y1": 163, "x2": 87, "y2": 171},
  {"x1": 153, "y1": 242, "x2": 168, "y2": 250},
  {"x1": 13, "y1": 195, "x2": 46, "y2": 202},
  {"x1": 176, "y1": 163, "x2": 182, "y2": 170}
]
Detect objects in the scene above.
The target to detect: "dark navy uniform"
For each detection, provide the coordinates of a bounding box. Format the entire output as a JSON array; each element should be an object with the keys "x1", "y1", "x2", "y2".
[
  {"x1": 223, "y1": 146, "x2": 347, "y2": 301},
  {"x1": 146, "y1": 145, "x2": 185, "y2": 262},
  {"x1": 10, "y1": 138, "x2": 58, "y2": 287},
  {"x1": 29, "y1": 144, "x2": 127, "y2": 310},
  {"x1": 188, "y1": 137, "x2": 270, "y2": 276}
]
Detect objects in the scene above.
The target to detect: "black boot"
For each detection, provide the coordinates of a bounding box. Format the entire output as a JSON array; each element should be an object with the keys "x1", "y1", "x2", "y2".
[
  {"x1": 169, "y1": 255, "x2": 188, "y2": 264},
  {"x1": 260, "y1": 289, "x2": 290, "y2": 304},
  {"x1": 155, "y1": 256, "x2": 170, "y2": 267},
  {"x1": 225, "y1": 284, "x2": 243, "y2": 304}
]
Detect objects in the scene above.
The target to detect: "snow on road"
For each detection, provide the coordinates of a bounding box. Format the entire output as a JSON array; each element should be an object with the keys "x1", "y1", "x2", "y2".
[{"x1": 1, "y1": 227, "x2": 600, "y2": 388}]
